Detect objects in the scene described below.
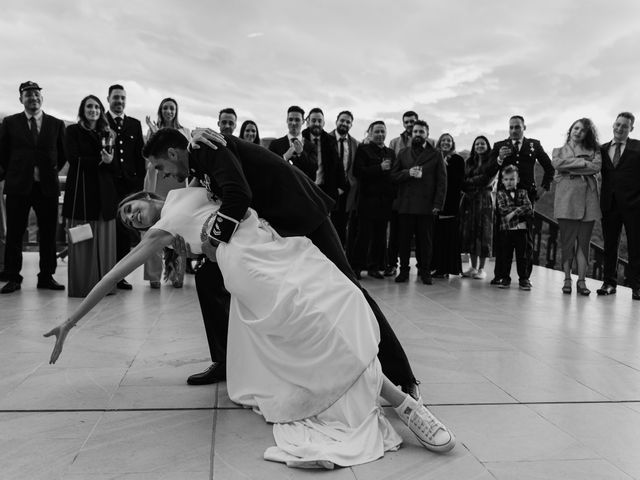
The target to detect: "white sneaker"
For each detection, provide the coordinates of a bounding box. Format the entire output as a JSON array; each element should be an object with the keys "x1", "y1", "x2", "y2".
[
  {"x1": 394, "y1": 395, "x2": 456, "y2": 453},
  {"x1": 461, "y1": 267, "x2": 477, "y2": 278},
  {"x1": 473, "y1": 269, "x2": 486, "y2": 279}
]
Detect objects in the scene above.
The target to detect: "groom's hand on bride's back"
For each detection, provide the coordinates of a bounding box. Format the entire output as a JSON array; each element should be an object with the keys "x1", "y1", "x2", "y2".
[{"x1": 190, "y1": 128, "x2": 227, "y2": 151}]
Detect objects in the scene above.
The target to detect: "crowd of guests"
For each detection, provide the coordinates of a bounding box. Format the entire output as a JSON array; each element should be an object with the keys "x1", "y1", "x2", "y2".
[{"x1": 0, "y1": 80, "x2": 638, "y2": 301}]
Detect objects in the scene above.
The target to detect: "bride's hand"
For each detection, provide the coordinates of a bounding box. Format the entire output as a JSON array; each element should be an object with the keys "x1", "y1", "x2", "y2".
[
  {"x1": 190, "y1": 128, "x2": 227, "y2": 151},
  {"x1": 43, "y1": 320, "x2": 75, "y2": 364}
]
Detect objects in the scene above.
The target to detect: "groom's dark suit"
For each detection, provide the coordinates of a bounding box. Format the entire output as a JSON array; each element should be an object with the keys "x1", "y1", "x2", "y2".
[
  {"x1": 190, "y1": 135, "x2": 415, "y2": 386},
  {"x1": 600, "y1": 138, "x2": 640, "y2": 290}
]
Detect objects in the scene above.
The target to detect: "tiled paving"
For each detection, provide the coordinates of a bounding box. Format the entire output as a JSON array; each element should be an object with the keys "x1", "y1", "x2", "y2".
[{"x1": 1, "y1": 253, "x2": 639, "y2": 479}]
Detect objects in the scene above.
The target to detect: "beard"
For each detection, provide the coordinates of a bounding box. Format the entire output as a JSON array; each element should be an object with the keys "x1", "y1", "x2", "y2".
[
  {"x1": 411, "y1": 137, "x2": 425, "y2": 148},
  {"x1": 310, "y1": 125, "x2": 323, "y2": 137},
  {"x1": 336, "y1": 125, "x2": 349, "y2": 136}
]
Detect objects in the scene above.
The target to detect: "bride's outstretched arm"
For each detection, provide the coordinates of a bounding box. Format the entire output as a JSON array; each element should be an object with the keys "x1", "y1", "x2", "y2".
[{"x1": 44, "y1": 228, "x2": 173, "y2": 364}]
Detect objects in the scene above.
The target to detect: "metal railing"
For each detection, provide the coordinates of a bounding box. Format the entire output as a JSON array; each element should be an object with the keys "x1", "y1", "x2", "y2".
[{"x1": 531, "y1": 210, "x2": 629, "y2": 284}]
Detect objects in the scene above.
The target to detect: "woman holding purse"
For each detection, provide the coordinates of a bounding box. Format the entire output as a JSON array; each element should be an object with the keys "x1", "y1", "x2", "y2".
[
  {"x1": 62, "y1": 95, "x2": 118, "y2": 297},
  {"x1": 551, "y1": 118, "x2": 602, "y2": 295}
]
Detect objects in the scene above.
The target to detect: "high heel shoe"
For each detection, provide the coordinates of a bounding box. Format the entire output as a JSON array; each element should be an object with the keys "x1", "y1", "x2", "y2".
[
  {"x1": 562, "y1": 279, "x2": 572, "y2": 294},
  {"x1": 576, "y1": 280, "x2": 590, "y2": 296}
]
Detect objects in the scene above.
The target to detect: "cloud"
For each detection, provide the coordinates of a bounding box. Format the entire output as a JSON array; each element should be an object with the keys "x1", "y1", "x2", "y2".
[{"x1": 2, "y1": 0, "x2": 640, "y2": 149}]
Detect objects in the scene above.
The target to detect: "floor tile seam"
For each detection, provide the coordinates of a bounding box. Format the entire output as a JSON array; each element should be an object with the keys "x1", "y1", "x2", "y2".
[
  {"x1": 4, "y1": 399, "x2": 640, "y2": 414},
  {"x1": 209, "y1": 390, "x2": 218, "y2": 480}
]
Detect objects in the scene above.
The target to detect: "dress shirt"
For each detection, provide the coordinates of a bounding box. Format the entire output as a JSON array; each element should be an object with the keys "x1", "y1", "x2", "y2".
[
  {"x1": 25, "y1": 111, "x2": 44, "y2": 181},
  {"x1": 312, "y1": 135, "x2": 324, "y2": 185},
  {"x1": 24, "y1": 110, "x2": 43, "y2": 133},
  {"x1": 336, "y1": 135, "x2": 350, "y2": 171}
]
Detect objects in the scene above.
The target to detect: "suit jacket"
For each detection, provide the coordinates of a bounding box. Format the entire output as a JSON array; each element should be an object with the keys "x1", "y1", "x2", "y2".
[
  {"x1": 486, "y1": 137, "x2": 554, "y2": 201},
  {"x1": 62, "y1": 124, "x2": 119, "y2": 221},
  {"x1": 189, "y1": 135, "x2": 334, "y2": 243},
  {"x1": 268, "y1": 135, "x2": 318, "y2": 180},
  {"x1": 391, "y1": 144, "x2": 447, "y2": 215},
  {"x1": 106, "y1": 112, "x2": 145, "y2": 192},
  {"x1": 600, "y1": 138, "x2": 640, "y2": 212},
  {"x1": 353, "y1": 143, "x2": 396, "y2": 219},
  {"x1": 329, "y1": 129, "x2": 360, "y2": 212},
  {"x1": 301, "y1": 129, "x2": 348, "y2": 202},
  {"x1": 0, "y1": 112, "x2": 66, "y2": 197}
]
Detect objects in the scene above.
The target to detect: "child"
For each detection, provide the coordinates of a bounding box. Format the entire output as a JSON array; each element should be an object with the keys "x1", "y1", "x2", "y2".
[{"x1": 494, "y1": 165, "x2": 534, "y2": 290}]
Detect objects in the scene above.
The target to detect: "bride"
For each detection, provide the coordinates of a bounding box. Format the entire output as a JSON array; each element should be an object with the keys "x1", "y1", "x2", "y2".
[{"x1": 44, "y1": 186, "x2": 455, "y2": 469}]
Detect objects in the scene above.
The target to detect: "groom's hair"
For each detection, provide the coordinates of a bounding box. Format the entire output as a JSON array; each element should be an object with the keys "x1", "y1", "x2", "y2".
[{"x1": 142, "y1": 127, "x2": 189, "y2": 159}]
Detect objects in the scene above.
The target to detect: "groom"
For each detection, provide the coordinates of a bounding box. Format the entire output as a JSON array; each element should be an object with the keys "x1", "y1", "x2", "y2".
[{"x1": 142, "y1": 128, "x2": 420, "y2": 398}]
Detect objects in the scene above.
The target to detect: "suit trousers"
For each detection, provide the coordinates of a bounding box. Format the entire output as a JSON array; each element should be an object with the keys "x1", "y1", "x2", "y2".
[
  {"x1": 602, "y1": 201, "x2": 640, "y2": 289},
  {"x1": 4, "y1": 183, "x2": 59, "y2": 282},
  {"x1": 345, "y1": 211, "x2": 359, "y2": 265},
  {"x1": 495, "y1": 229, "x2": 529, "y2": 282},
  {"x1": 352, "y1": 216, "x2": 387, "y2": 271},
  {"x1": 385, "y1": 210, "x2": 399, "y2": 269},
  {"x1": 330, "y1": 194, "x2": 348, "y2": 246},
  {"x1": 195, "y1": 216, "x2": 416, "y2": 386},
  {"x1": 398, "y1": 213, "x2": 434, "y2": 274},
  {"x1": 493, "y1": 214, "x2": 534, "y2": 279}
]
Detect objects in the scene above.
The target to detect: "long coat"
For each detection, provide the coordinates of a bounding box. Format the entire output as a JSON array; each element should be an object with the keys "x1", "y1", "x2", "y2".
[
  {"x1": 551, "y1": 143, "x2": 601, "y2": 221},
  {"x1": 62, "y1": 124, "x2": 119, "y2": 221},
  {"x1": 0, "y1": 112, "x2": 66, "y2": 197},
  {"x1": 353, "y1": 143, "x2": 396, "y2": 220},
  {"x1": 391, "y1": 144, "x2": 447, "y2": 215}
]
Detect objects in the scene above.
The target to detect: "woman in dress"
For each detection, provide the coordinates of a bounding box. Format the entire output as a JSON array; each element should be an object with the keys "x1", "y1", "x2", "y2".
[
  {"x1": 239, "y1": 120, "x2": 261, "y2": 145},
  {"x1": 143, "y1": 98, "x2": 191, "y2": 288},
  {"x1": 431, "y1": 133, "x2": 465, "y2": 277},
  {"x1": 459, "y1": 135, "x2": 496, "y2": 279},
  {"x1": 62, "y1": 95, "x2": 118, "y2": 297},
  {"x1": 44, "y1": 187, "x2": 455, "y2": 469},
  {"x1": 551, "y1": 118, "x2": 602, "y2": 295}
]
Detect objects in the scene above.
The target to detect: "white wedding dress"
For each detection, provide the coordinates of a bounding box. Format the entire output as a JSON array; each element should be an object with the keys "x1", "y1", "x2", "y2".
[{"x1": 152, "y1": 188, "x2": 402, "y2": 468}]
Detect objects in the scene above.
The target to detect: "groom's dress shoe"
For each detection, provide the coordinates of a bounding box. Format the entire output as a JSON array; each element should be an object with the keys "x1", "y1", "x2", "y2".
[
  {"x1": 1, "y1": 281, "x2": 21, "y2": 294},
  {"x1": 596, "y1": 283, "x2": 616, "y2": 296},
  {"x1": 37, "y1": 277, "x2": 65, "y2": 290},
  {"x1": 187, "y1": 362, "x2": 226, "y2": 385}
]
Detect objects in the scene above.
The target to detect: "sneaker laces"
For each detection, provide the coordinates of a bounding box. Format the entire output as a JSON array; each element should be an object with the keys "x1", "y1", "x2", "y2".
[{"x1": 409, "y1": 405, "x2": 447, "y2": 442}]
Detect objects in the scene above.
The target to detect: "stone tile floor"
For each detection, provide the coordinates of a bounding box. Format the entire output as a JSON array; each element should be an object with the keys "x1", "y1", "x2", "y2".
[{"x1": 1, "y1": 253, "x2": 639, "y2": 479}]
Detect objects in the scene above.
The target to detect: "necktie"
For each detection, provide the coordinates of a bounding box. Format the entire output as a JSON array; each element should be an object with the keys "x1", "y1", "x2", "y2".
[
  {"x1": 115, "y1": 116, "x2": 123, "y2": 131},
  {"x1": 339, "y1": 137, "x2": 346, "y2": 168},
  {"x1": 29, "y1": 117, "x2": 38, "y2": 144},
  {"x1": 612, "y1": 142, "x2": 622, "y2": 167},
  {"x1": 513, "y1": 140, "x2": 519, "y2": 153}
]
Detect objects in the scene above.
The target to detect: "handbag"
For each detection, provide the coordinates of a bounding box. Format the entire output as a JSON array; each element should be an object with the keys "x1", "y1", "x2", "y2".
[{"x1": 66, "y1": 161, "x2": 93, "y2": 244}]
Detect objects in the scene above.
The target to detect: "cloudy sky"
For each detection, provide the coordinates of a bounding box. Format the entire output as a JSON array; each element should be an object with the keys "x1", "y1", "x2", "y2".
[{"x1": 2, "y1": 0, "x2": 639, "y2": 150}]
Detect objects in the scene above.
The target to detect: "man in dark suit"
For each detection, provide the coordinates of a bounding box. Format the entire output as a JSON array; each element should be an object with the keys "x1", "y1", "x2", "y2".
[
  {"x1": 484, "y1": 115, "x2": 554, "y2": 288},
  {"x1": 142, "y1": 128, "x2": 420, "y2": 398},
  {"x1": 597, "y1": 112, "x2": 640, "y2": 300},
  {"x1": 391, "y1": 120, "x2": 447, "y2": 285},
  {"x1": 268, "y1": 105, "x2": 317, "y2": 179},
  {"x1": 217, "y1": 107, "x2": 237, "y2": 135},
  {"x1": 105, "y1": 84, "x2": 145, "y2": 290},
  {"x1": 302, "y1": 108, "x2": 347, "y2": 203},
  {"x1": 0, "y1": 81, "x2": 66, "y2": 293},
  {"x1": 329, "y1": 110, "x2": 360, "y2": 249}
]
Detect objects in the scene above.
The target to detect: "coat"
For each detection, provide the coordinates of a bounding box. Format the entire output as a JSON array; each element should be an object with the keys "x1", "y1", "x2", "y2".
[
  {"x1": 391, "y1": 144, "x2": 447, "y2": 215},
  {"x1": 353, "y1": 143, "x2": 396, "y2": 220},
  {"x1": 106, "y1": 113, "x2": 145, "y2": 192},
  {"x1": 268, "y1": 135, "x2": 318, "y2": 180},
  {"x1": 329, "y1": 130, "x2": 360, "y2": 213},
  {"x1": 188, "y1": 134, "x2": 334, "y2": 243},
  {"x1": 551, "y1": 143, "x2": 601, "y2": 221},
  {"x1": 301, "y1": 129, "x2": 348, "y2": 202},
  {"x1": 62, "y1": 124, "x2": 119, "y2": 221},
  {"x1": 600, "y1": 138, "x2": 640, "y2": 212},
  {"x1": 0, "y1": 112, "x2": 66, "y2": 197}
]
